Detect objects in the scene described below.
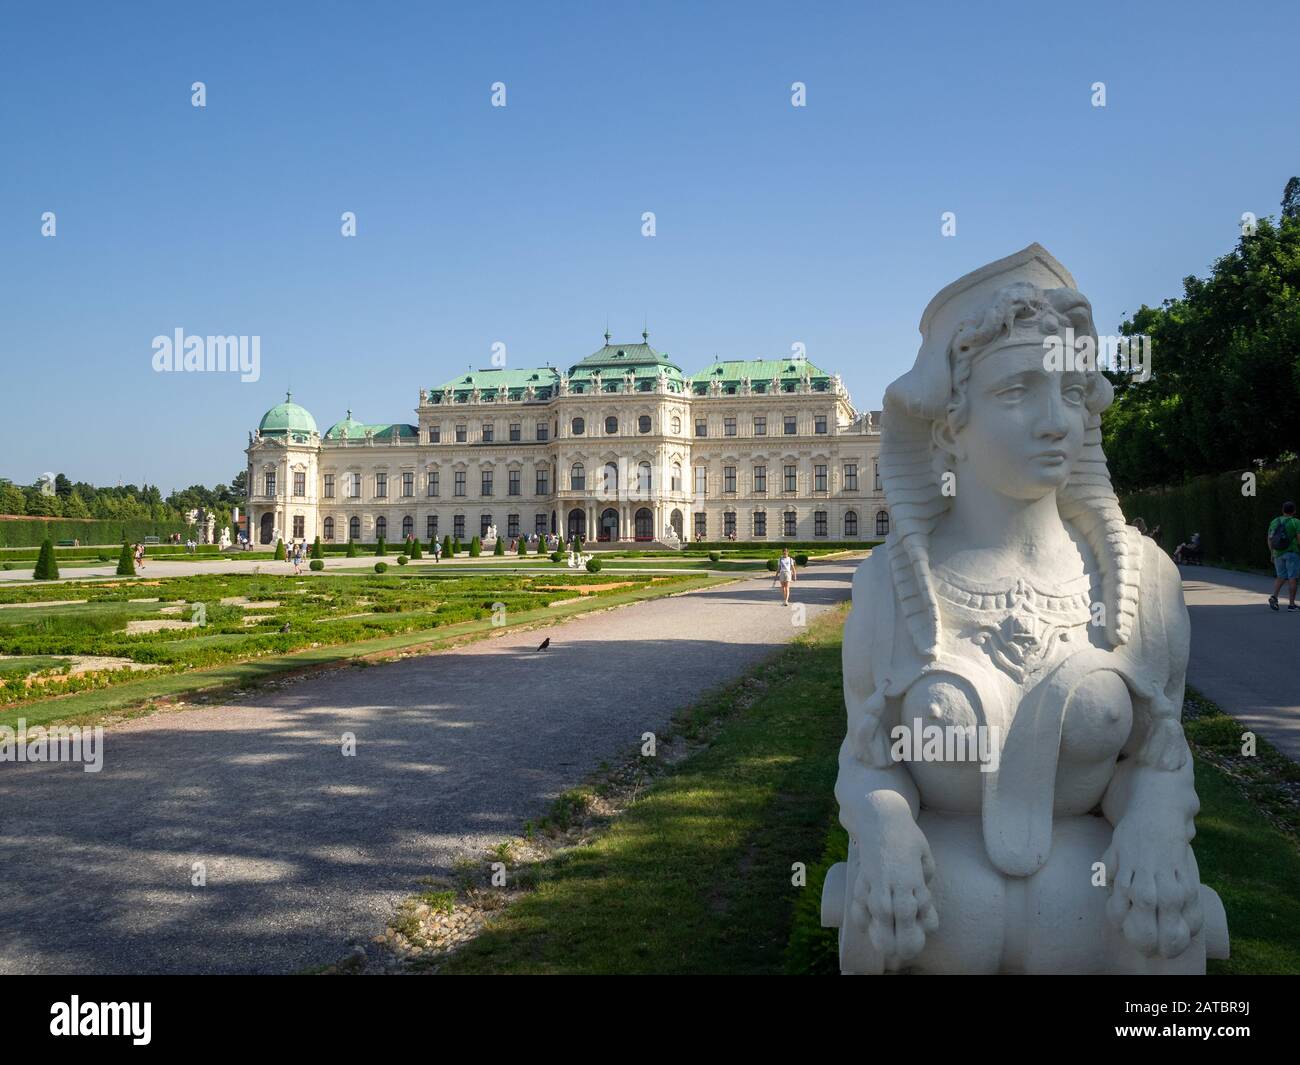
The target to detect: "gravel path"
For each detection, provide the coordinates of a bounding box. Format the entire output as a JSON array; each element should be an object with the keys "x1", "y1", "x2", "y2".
[{"x1": 0, "y1": 562, "x2": 857, "y2": 974}]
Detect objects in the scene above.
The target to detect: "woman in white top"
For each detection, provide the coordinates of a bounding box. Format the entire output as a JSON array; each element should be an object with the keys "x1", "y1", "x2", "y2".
[{"x1": 776, "y1": 548, "x2": 796, "y2": 605}]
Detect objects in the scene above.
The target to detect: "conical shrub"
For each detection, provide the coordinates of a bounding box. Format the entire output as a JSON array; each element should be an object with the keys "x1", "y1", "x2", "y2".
[
  {"x1": 33, "y1": 538, "x2": 59, "y2": 580},
  {"x1": 116, "y1": 541, "x2": 135, "y2": 576}
]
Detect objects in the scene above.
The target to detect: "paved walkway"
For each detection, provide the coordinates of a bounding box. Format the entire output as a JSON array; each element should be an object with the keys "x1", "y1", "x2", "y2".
[
  {"x1": 0, "y1": 562, "x2": 856, "y2": 975},
  {"x1": 1181, "y1": 564, "x2": 1300, "y2": 762}
]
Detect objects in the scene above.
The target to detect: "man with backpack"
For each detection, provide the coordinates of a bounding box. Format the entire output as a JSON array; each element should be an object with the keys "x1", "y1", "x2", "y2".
[{"x1": 1267, "y1": 501, "x2": 1300, "y2": 611}]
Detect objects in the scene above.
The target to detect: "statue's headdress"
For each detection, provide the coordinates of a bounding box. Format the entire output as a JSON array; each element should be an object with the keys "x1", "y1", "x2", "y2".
[{"x1": 881, "y1": 244, "x2": 1138, "y2": 658}]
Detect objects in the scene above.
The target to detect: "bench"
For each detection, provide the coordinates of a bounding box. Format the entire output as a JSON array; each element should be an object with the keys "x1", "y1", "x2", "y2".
[
  {"x1": 56, "y1": 539, "x2": 76, "y2": 546},
  {"x1": 143, "y1": 536, "x2": 161, "y2": 544}
]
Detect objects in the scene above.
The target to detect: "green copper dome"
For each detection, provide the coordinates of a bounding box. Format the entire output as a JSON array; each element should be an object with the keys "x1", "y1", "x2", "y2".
[
  {"x1": 258, "y1": 392, "x2": 318, "y2": 438},
  {"x1": 323, "y1": 410, "x2": 366, "y2": 440}
]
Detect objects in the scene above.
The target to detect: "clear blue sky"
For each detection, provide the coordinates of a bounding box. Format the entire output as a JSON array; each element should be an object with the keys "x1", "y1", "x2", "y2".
[{"x1": 1, "y1": 0, "x2": 1295, "y2": 491}]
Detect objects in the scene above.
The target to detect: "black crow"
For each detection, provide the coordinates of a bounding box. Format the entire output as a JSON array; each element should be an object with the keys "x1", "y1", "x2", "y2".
[{"x1": 536, "y1": 637, "x2": 550, "y2": 651}]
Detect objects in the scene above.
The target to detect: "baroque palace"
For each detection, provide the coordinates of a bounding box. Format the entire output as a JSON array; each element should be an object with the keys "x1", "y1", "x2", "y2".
[{"x1": 244, "y1": 334, "x2": 886, "y2": 547}]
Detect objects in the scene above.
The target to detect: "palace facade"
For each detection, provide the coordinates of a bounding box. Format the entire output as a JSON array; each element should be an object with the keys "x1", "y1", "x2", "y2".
[{"x1": 244, "y1": 335, "x2": 887, "y2": 547}]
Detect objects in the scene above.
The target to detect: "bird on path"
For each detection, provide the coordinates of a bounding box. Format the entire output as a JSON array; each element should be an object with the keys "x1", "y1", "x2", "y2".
[{"x1": 536, "y1": 637, "x2": 550, "y2": 651}]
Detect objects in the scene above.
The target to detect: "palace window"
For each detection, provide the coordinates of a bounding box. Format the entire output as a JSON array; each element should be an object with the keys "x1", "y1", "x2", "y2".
[
  {"x1": 376, "y1": 516, "x2": 388, "y2": 540},
  {"x1": 753, "y1": 465, "x2": 766, "y2": 494},
  {"x1": 783, "y1": 415, "x2": 797, "y2": 435},
  {"x1": 724, "y1": 511, "x2": 736, "y2": 538},
  {"x1": 814, "y1": 510, "x2": 827, "y2": 536},
  {"x1": 638, "y1": 415, "x2": 651, "y2": 433},
  {"x1": 844, "y1": 510, "x2": 858, "y2": 537},
  {"x1": 784, "y1": 510, "x2": 797, "y2": 537},
  {"x1": 671, "y1": 415, "x2": 682, "y2": 434},
  {"x1": 784, "y1": 464, "x2": 797, "y2": 492},
  {"x1": 844, "y1": 463, "x2": 858, "y2": 491},
  {"x1": 292, "y1": 515, "x2": 305, "y2": 539},
  {"x1": 427, "y1": 471, "x2": 439, "y2": 497},
  {"x1": 509, "y1": 470, "x2": 521, "y2": 496},
  {"x1": 671, "y1": 463, "x2": 682, "y2": 492},
  {"x1": 323, "y1": 474, "x2": 335, "y2": 499},
  {"x1": 724, "y1": 416, "x2": 736, "y2": 437},
  {"x1": 481, "y1": 470, "x2": 493, "y2": 497},
  {"x1": 535, "y1": 513, "x2": 548, "y2": 535},
  {"x1": 349, "y1": 516, "x2": 361, "y2": 541},
  {"x1": 402, "y1": 515, "x2": 414, "y2": 539},
  {"x1": 605, "y1": 416, "x2": 618, "y2": 435},
  {"x1": 264, "y1": 471, "x2": 276, "y2": 496},
  {"x1": 376, "y1": 473, "x2": 388, "y2": 499},
  {"x1": 571, "y1": 463, "x2": 585, "y2": 490},
  {"x1": 695, "y1": 417, "x2": 707, "y2": 438},
  {"x1": 572, "y1": 417, "x2": 585, "y2": 436},
  {"x1": 694, "y1": 467, "x2": 707, "y2": 496},
  {"x1": 723, "y1": 466, "x2": 736, "y2": 494},
  {"x1": 638, "y1": 461, "x2": 651, "y2": 494},
  {"x1": 456, "y1": 424, "x2": 467, "y2": 443},
  {"x1": 349, "y1": 473, "x2": 361, "y2": 498},
  {"x1": 480, "y1": 513, "x2": 492, "y2": 537},
  {"x1": 453, "y1": 515, "x2": 465, "y2": 539},
  {"x1": 603, "y1": 462, "x2": 618, "y2": 492},
  {"x1": 427, "y1": 514, "x2": 438, "y2": 540},
  {"x1": 293, "y1": 472, "x2": 306, "y2": 497},
  {"x1": 323, "y1": 517, "x2": 335, "y2": 540},
  {"x1": 536, "y1": 467, "x2": 549, "y2": 495},
  {"x1": 694, "y1": 513, "x2": 707, "y2": 538},
  {"x1": 874, "y1": 461, "x2": 882, "y2": 492},
  {"x1": 753, "y1": 510, "x2": 767, "y2": 537},
  {"x1": 814, "y1": 464, "x2": 827, "y2": 492},
  {"x1": 428, "y1": 425, "x2": 440, "y2": 443},
  {"x1": 815, "y1": 414, "x2": 827, "y2": 435},
  {"x1": 454, "y1": 471, "x2": 466, "y2": 497},
  {"x1": 402, "y1": 472, "x2": 414, "y2": 497},
  {"x1": 754, "y1": 415, "x2": 766, "y2": 436},
  {"x1": 482, "y1": 423, "x2": 493, "y2": 443},
  {"x1": 536, "y1": 422, "x2": 549, "y2": 442},
  {"x1": 876, "y1": 510, "x2": 890, "y2": 536},
  {"x1": 509, "y1": 423, "x2": 521, "y2": 442},
  {"x1": 508, "y1": 513, "x2": 520, "y2": 537}
]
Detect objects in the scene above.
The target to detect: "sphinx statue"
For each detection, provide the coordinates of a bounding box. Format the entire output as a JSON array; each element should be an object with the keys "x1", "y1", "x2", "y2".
[{"x1": 822, "y1": 245, "x2": 1229, "y2": 974}]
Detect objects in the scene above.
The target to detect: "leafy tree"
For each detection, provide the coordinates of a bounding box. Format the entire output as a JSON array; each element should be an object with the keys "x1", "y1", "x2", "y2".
[
  {"x1": 1283, "y1": 176, "x2": 1300, "y2": 221},
  {"x1": 54, "y1": 473, "x2": 72, "y2": 498},
  {"x1": 116, "y1": 541, "x2": 135, "y2": 576},
  {"x1": 32, "y1": 538, "x2": 59, "y2": 580}
]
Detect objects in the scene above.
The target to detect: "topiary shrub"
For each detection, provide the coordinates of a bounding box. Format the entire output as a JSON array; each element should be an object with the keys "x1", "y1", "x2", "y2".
[
  {"x1": 493, "y1": 539, "x2": 505, "y2": 556},
  {"x1": 585, "y1": 557, "x2": 602, "y2": 573},
  {"x1": 1, "y1": 563, "x2": 12, "y2": 570},
  {"x1": 309, "y1": 558, "x2": 324, "y2": 571},
  {"x1": 33, "y1": 538, "x2": 59, "y2": 580},
  {"x1": 442, "y1": 535, "x2": 454, "y2": 559},
  {"x1": 550, "y1": 551, "x2": 562, "y2": 563},
  {"x1": 97, "y1": 553, "x2": 111, "y2": 562},
  {"x1": 274, "y1": 539, "x2": 286, "y2": 561},
  {"x1": 408, "y1": 538, "x2": 422, "y2": 559},
  {"x1": 453, "y1": 537, "x2": 462, "y2": 554},
  {"x1": 767, "y1": 558, "x2": 778, "y2": 572},
  {"x1": 347, "y1": 540, "x2": 359, "y2": 558},
  {"x1": 374, "y1": 562, "x2": 388, "y2": 573},
  {"x1": 708, "y1": 551, "x2": 721, "y2": 562},
  {"x1": 795, "y1": 553, "x2": 809, "y2": 566},
  {"x1": 375, "y1": 535, "x2": 386, "y2": 557},
  {"x1": 517, "y1": 537, "x2": 528, "y2": 555},
  {"x1": 116, "y1": 541, "x2": 135, "y2": 576},
  {"x1": 310, "y1": 536, "x2": 323, "y2": 560},
  {"x1": 469, "y1": 535, "x2": 481, "y2": 557},
  {"x1": 397, "y1": 555, "x2": 409, "y2": 565}
]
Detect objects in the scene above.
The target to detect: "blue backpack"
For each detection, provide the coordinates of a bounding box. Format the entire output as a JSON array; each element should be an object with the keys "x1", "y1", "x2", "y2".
[{"x1": 1271, "y1": 516, "x2": 1296, "y2": 552}]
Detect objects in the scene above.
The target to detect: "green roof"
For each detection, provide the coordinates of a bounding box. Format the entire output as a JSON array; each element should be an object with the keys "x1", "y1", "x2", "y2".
[
  {"x1": 258, "y1": 392, "x2": 318, "y2": 439},
  {"x1": 323, "y1": 410, "x2": 417, "y2": 441},
  {"x1": 570, "y1": 337, "x2": 681, "y2": 373},
  {"x1": 686, "y1": 358, "x2": 832, "y2": 395},
  {"x1": 431, "y1": 367, "x2": 559, "y2": 403}
]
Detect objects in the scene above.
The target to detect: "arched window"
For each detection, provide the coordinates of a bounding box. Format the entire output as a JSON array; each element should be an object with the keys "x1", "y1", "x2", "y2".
[
  {"x1": 402, "y1": 515, "x2": 414, "y2": 539},
  {"x1": 844, "y1": 510, "x2": 858, "y2": 537},
  {"x1": 571, "y1": 463, "x2": 585, "y2": 490},
  {"x1": 571, "y1": 417, "x2": 585, "y2": 435},
  {"x1": 348, "y1": 516, "x2": 361, "y2": 541},
  {"x1": 638, "y1": 461, "x2": 651, "y2": 493},
  {"x1": 605, "y1": 415, "x2": 618, "y2": 434},
  {"x1": 671, "y1": 415, "x2": 682, "y2": 434},
  {"x1": 671, "y1": 462, "x2": 682, "y2": 492},
  {"x1": 375, "y1": 516, "x2": 388, "y2": 540},
  {"x1": 603, "y1": 462, "x2": 618, "y2": 492},
  {"x1": 638, "y1": 415, "x2": 651, "y2": 433},
  {"x1": 876, "y1": 509, "x2": 890, "y2": 536},
  {"x1": 323, "y1": 517, "x2": 335, "y2": 541}
]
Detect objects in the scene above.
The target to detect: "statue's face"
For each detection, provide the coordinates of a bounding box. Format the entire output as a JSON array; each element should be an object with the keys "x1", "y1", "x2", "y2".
[{"x1": 951, "y1": 342, "x2": 1087, "y2": 501}]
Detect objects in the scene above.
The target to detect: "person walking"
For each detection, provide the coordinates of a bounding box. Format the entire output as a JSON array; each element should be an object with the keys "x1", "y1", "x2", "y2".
[
  {"x1": 776, "y1": 547, "x2": 796, "y2": 606},
  {"x1": 433, "y1": 538, "x2": 441, "y2": 563},
  {"x1": 1268, "y1": 501, "x2": 1300, "y2": 611}
]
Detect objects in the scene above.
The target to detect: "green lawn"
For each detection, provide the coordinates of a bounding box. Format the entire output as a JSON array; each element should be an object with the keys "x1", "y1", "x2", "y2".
[{"x1": 435, "y1": 608, "x2": 1300, "y2": 975}]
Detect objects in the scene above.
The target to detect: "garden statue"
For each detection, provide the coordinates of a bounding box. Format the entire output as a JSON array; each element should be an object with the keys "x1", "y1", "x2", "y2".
[{"x1": 822, "y1": 244, "x2": 1229, "y2": 974}]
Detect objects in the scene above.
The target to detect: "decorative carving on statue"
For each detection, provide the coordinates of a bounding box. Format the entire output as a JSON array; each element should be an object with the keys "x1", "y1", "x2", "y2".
[{"x1": 822, "y1": 243, "x2": 1229, "y2": 974}]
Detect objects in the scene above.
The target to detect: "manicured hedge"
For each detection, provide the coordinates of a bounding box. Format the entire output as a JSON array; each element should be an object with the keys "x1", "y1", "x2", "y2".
[
  {"x1": 0, "y1": 517, "x2": 188, "y2": 547},
  {"x1": 1120, "y1": 463, "x2": 1300, "y2": 569}
]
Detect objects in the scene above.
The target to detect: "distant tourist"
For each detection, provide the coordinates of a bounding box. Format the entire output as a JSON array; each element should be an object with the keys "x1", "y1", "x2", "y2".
[
  {"x1": 1267, "y1": 502, "x2": 1300, "y2": 611},
  {"x1": 775, "y1": 547, "x2": 796, "y2": 606},
  {"x1": 432, "y1": 538, "x2": 441, "y2": 563}
]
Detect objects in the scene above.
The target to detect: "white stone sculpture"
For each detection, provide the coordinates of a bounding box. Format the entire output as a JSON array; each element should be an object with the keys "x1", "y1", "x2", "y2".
[{"x1": 822, "y1": 244, "x2": 1229, "y2": 974}]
